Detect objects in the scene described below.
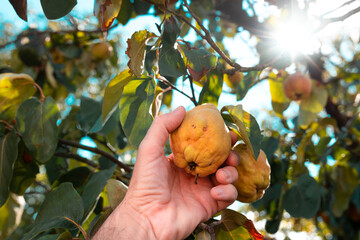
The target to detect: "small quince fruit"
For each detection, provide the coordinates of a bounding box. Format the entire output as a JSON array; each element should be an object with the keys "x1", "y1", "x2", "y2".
[
  {"x1": 170, "y1": 103, "x2": 232, "y2": 178},
  {"x1": 90, "y1": 42, "x2": 113, "y2": 61},
  {"x1": 283, "y1": 72, "x2": 312, "y2": 101},
  {"x1": 233, "y1": 143, "x2": 271, "y2": 203}
]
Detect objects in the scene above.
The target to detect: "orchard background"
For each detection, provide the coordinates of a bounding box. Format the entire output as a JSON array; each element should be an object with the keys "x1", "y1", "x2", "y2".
[{"x1": 0, "y1": 0, "x2": 360, "y2": 239}]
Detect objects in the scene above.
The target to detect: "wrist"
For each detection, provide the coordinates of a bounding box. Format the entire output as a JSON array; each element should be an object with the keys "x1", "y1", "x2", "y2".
[{"x1": 92, "y1": 200, "x2": 157, "y2": 240}]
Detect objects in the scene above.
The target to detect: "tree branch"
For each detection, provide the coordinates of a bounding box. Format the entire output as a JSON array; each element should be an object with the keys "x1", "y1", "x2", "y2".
[
  {"x1": 314, "y1": 6, "x2": 360, "y2": 34},
  {"x1": 0, "y1": 22, "x2": 120, "y2": 50},
  {"x1": 54, "y1": 151, "x2": 99, "y2": 169},
  {"x1": 167, "y1": 1, "x2": 275, "y2": 73},
  {"x1": 58, "y1": 138, "x2": 132, "y2": 172},
  {"x1": 158, "y1": 75, "x2": 197, "y2": 105}
]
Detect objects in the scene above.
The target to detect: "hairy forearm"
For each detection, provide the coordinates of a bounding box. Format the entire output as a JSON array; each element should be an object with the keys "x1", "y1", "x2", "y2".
[{"x1": 92, "y1": 201, "x2": 157, "y2": 240}]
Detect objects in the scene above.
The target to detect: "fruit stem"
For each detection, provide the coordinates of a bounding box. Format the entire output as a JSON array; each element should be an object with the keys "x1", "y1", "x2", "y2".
[{"x1": 195, "y1": 173, "x2": 199, "y2": 185}]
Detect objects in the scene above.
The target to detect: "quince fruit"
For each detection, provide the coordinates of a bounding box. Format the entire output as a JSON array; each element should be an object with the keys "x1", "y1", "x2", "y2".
[
  {"x1": 170, "y1": 103, "x2": 232, "y2": 178},
  {"x1": 283, "y1": 72, "x2": 312, "y2": 101},
  {"x1": 233, "y1": 143, "x2": 271, "y2": 203},
  {"x1": 90, "y1": 42, "x2": 113, "y2": 61}
]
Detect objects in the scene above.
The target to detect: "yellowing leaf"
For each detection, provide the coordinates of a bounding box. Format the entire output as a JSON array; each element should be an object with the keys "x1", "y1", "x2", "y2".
[
  {"x1": 221, "y1": 104, "x2": 263, "y2": 160},
  {"x1": 126, "y1": 30, "x2": 157, "y2": 78},
  {"x1": 298, "y1": 82, "x2": 328, "y2": 128},
  {"x1": 268, "y1": 72, "x2": 290, "y2": 116},
  {"x1": 102, "y1": 70, "x2": 133, "y2": 124},
  {"x1": 106, "y1": 179, "x2": 128, "y2": 210},
  {"x1": 94, "y1": 0, "x2": 122, "y2": 31},
  {"x1": 0, "y1": 73, "x2": 36, "y2": 119}
]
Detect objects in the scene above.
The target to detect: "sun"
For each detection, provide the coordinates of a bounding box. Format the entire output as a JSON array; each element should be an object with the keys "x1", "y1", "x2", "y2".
[{"x1": 273, "y1": 21, "x2": 318, "y2": 57}]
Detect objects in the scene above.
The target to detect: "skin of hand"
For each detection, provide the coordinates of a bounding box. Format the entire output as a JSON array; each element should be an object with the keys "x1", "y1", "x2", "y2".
[{"x1": 93, "y1": 106, "x2": 240, "y2": 240}]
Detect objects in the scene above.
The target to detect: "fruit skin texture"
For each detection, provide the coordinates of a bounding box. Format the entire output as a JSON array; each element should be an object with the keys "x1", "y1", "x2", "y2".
[
  {"x1": 283, "y1": 72, "x2": 312, "y2": 101},
  {"x1": 90, "y1": 42, "x2": 113, "y2": 61},
  {"x1": 170, "y1": 103, "x2": 232, "y2": 177},
  {"x1": 233, "y1": 143, "x2": 271, "y2": 203}
]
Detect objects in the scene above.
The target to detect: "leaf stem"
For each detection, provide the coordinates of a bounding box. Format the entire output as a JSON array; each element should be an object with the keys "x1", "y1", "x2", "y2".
[
  {"x1": 0, "y1": 120, "x2": 13, "y2": 130},
  {"x1": 188, "y1": 75, "x2": 198, "y2": 106},
  {"x1": 157, "y1": 75, "x2": 195, "y2": 102},
  {"x1": 31, "y1": 82, "x2": 46, "y2": 101},
  {"x1": 63, "y1": 217, "x2": 89, "y2": 240}
]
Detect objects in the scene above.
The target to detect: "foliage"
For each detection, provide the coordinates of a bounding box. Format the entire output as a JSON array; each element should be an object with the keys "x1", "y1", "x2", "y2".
[{"x1": 1, "y1": 0, "x2": 360, "y2": 239}]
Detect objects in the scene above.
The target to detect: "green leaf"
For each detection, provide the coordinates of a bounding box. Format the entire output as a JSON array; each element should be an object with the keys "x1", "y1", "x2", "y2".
[
  {"x1": 182, "y1": 48, "x2": 218, "y2": 82},
  {"x1": 22, "y1": 182, "x2": 84, "y2": 240},
  {"x1": 159, "y1": 44, "x2": 187, "y2": 78},
  {"x1": 94, "y1": 0, "x2": 122, "y2": 30},
  {"x1": 9, "y1": 152, "x2": 39, "y2": 195},
  {"x1": 268, "y1": 73, "x2": 290, "y2": 116},
  {"x1": 0, "y1": 193, "x2": 25, "y2": 239},
  {"x1": 331, "y1": 164, "x2": 359, "y2": 217},
  {"x1": 40, "y1": 0, "x2": 77, "y2": 19},
  {"x1": 161, "y1": 15, "x2": 181, "y2": 45},
  {"x1": 260, "y1": 136, "x2": 279, "y2": 158},
  {"x1": 116, "y1": 0, "x2": 133, "y2": 25},
  {"x1": 298, "y1": 82, "x2": 328, "y2": 128},
  {"x1": 16, "y1": 97, "x2": 60, "y2": 163},
  {"x1": 296, "y1": 122, "x2": 319, "y2": 163},
  {"x1": 37, "y1": 234, "x2": 61, "y2": 240},
  {"x1": 45, "y1": 156, "x2": 68, "y2": 185},
  {"x1": 198, "y1": 67, "x2": 223, "y2": 106},
  {"x1": 77, "y1": 96, "x2": 102, "y2": 132},
  {"x1": 0, "y1": 73, "x2": 36, "y2": 120},
  {"x1": 102, "y1": 70, "x2": 133, "y2": 124},
  {"x1": 54, "y1": 167, "x2": 92, "y2": 191},
  {"x1": 81, "y1": 166, "x2": 115, "y2": 219},
  {"x1": 236, "y1": 71, "x2": 259, "y2": 101},
  {"x1": 0, "y1": 130, "x2": 20, "y2": 207},
  {"x1": 88, "y1": 208, "x2": 112, "y2": 238},
  {"x1": 283, "y1": 174, "x2": 321, "y2": 218},
  {"x1": 107, "y1": 179, "x2": 128, "y2": 209},
  {"x1": 119, "y1": 77, "x2": 156, "y2": 147},
  {"x1": 9, "y1": 0, "x2": 27, "y2": 21},
  {"x1": 126, "y1": 30, "x2": 157, "y2": 78},
  {"x1": 221, "y1": 105, "x2": 263, "y2": 160}
]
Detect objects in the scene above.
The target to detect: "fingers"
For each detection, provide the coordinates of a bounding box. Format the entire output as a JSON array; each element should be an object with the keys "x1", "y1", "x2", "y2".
[
  {"x1": 224, "y1": 151, "x2": 240, "y2": 167},
  {"x1": 230, "y1": 131, "x2": 238, "y2": 146},
  {"x1": 210, "y1": 184, "x2": 238, "y2": 202},
  {"x1": 215, "y1": 166, "x2": 238, "y2": 184},
  {"x1": 140, "y1": 106, "x2": 186, "y2": 150}
]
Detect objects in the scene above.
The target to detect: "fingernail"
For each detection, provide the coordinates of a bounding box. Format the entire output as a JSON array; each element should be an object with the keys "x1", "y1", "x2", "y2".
[
  {"x1": 173, "y1": 106, "x2": 183, "y2": 112},
  {"x1": 215, "y1": 188, "x2": 224, "y2": 198},
  {"x1": 222, "y1": 169, "x2": 231, "y2": 182}
]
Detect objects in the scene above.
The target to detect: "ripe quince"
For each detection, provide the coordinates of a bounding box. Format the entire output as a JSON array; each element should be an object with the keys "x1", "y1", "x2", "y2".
[
  {"x1": 233, "y1": 143, "x2": 271, "y2": 203},
  {"x1": 283, "y1": 72, "x2": 312, "y2": 101},
  {"x1": 170, "y1": 103, "x2": 232, "y2": 178}
]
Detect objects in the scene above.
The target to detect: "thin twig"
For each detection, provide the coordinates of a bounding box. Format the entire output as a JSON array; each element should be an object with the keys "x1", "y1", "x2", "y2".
[
  {"x1": 54, "y1": 151, "x2": 99, "y2": 169},
  {"x1": 158, "y1": 75, "x2": 195, "y2": 101},
  {"x1": 34, "y1": 180, "x2": 51, "y2": 192},
  {"x1": 170, "y1": 1, "x2": 276, "y2": 73},
  {"x1": 314, "y1": 6, "x2": 360, "y2": 34},
  {"x1": 0, "y1": 120, "x2": 13, "y2": 130},
  {"x1": 319, "y1": 0, "x2": 356, "y2": 18},
  {"x1": 58, "y1": 138, "x2": 132, "y2": 172},
  {"x1": 88, "y1": 133, "x2": 117, "y2": 155},
  {"x1": 187, "y1": 75, "x2": 198, "y2": 106},
  {"x1": 0, "y1": 22, "x2": 120, "y2": 50}
]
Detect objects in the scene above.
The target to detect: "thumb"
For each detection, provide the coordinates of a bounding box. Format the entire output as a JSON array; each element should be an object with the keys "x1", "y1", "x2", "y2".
[{"x1": 140, "y1": 106, "x2": 186, "y2": 151}]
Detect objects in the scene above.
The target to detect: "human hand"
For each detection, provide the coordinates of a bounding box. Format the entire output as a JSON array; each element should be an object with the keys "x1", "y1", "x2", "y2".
[{"x1": 93, "y1": 106, "x2": 239, "y2": 240}]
